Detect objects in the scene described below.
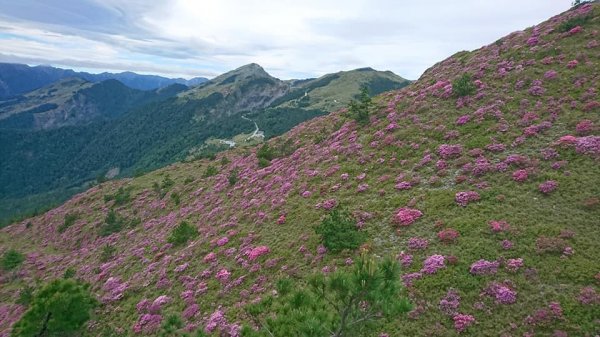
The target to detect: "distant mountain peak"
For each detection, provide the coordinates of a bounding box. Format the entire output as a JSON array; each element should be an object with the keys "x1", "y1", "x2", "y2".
[{"x1": 209, "y1": 63, "x2": 274, "y2": 86}]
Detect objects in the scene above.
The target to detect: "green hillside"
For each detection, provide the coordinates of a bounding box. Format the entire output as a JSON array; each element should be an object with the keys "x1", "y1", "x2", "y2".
[{"x1": 0, "y1": 66, "x2": 409, "y2": 225}]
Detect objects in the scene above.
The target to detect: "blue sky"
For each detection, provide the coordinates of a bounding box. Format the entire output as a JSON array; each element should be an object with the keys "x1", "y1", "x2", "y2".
[{"x1": 0, "y1": 0, "x2": 572, "y2": 80}]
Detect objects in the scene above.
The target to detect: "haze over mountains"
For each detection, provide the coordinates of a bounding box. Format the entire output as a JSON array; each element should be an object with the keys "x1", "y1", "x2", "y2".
[{"x1": 0, "y1": 62, "x2": 410, "y2": 224}]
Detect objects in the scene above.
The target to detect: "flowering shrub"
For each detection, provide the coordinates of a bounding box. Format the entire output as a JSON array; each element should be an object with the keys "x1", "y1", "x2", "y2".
[
  {"x1": 133, "y1": 314, "x2": 162, "y2": 334},
  {"x1": 566, "y1": 60, "x2": 578, "y2": 69},
  {"x1": 215, "y1": 269, "x2": 231, "y2": 283},
  {"x1": 578, "y1": 286, "x2": 599, "y2": 305},
  {"x1": 437, "y1": 228, "x2": 460, "y2": 244},
  {"x1": 528, "y1": 80, "x2": 546, "y2": 96},
  {"x1": 456, "y1": 115, "x2": 471, "y2": 125},
  {"x1": 247, "y1": 246, "x2": 270, "y2": 261},
  {"x1": 439, "y1": 289, "x2": 461, "y2": 316},
  {"x1": 469, "y1": 259, "x2": 499, "y2": 275},
  {"x1": 505, "y1": 258, "x2": 524, "y2": 272},
  {"x1": 438, "y1": 144, "x2": 463, "y2": 159},
  {"x1": 182, "y1": 304, "x2": 199, "y2": 320},
  {"x1": 174, "y1": 263, "x2": 189, "y2": 273},
  {"x1": 489, "y1": 220, "x2": 511, "y2": 233},
  {"x1": 102, "y1": 277, "x2": 128, "y2": 303},
  {"x1": 526, "y1": 36, "x2": 539, "y2": 46},
  {"x1": 484, "y1": 282, "x2": 517, "y2": 304},
  {"x1": 136, "y1": 299, "x2": 150, "y2": 313},
  {"x1": 203, "y1": 252, "x2": 217, "y2": 263},
  {"x1": 357, "y1": 183, "x2": 369, "y2": 192},
  {"x1": 407, "y1": 237, "x2": 429, "y2": 250},
  {"x1": 455, "y1": 191, "x2": 480, "y2": 207},
  {"x1": 544, "y1": 70, "x2": 558, "y2": 79},
  {"x1": 394, "y1": 181, "x2": 412, "y2": 190},
  {"x1": 402, "y1": 272, "x2": 423, "y2": 287},
  {"x1": 397, "y1": 251, "x2": 413, "y2": 268},
  {"x1": 453, "y1": 314, "x2": 475, "y2": 333},
  {"x1": 317, "y1": 199, "x2": 338, "y2": 210},
  {"x1": 422, "y1": 255, "x2": 445, "y2": 274},
  {"x1": 205, "y1": 309, "x2": 226, "y2": 333},
  {"x1": 512, "y1": 169, "x2": 528, "y2": 182},
  {"x1": 216, "y1": 237, "x2": 229, "y2": 246},
  {"x1": 393, "y1": 208, "x2": 423, "y2": 226},
  {"x1": 575, "y1": 136, "x2": 600, "y2": 157},
  {"x1": 539, "y1": 180, "x2": 558, "y2": 194},
  {"x1": 525, "y1": 302, "x2": 564, "y2": 326},
  {"x1": 575, "y1": 119, "x2": 594, "y2": 135}
]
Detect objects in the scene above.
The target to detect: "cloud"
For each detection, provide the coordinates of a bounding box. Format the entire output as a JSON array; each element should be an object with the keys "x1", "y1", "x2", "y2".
[{"x1": 0, "y1": 0, "x2": 573, "y2": 79}]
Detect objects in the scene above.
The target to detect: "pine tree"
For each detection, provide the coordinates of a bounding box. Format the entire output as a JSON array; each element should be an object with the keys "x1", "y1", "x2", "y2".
[
  {"x1": 11, "y1": 279, "x2": 97, "y2": 337},
  {"x1": 242, "y1": 256, "x2": 412, "y2": 337}
]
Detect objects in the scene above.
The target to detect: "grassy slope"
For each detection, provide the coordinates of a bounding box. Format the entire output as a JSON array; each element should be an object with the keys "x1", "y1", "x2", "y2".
[{"x1": 1, "y1": 3, "x2": 600, "y2": 336}]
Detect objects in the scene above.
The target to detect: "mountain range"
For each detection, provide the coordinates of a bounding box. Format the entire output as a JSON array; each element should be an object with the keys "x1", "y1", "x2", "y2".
[
  {"x1": 0, "y1": 62, "x2": 208, "y2": 99},
  {"x1": 0, "y1": 63, "x2": 410, "y2": 224}
]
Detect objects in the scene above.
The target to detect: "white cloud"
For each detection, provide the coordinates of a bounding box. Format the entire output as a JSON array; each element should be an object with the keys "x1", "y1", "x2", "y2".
[{"x1": 0, "y1": 0, "x2": 573, "y2": 79}]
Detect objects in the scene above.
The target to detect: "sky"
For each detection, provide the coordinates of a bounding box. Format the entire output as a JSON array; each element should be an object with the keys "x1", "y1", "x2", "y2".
[{"x1": 0, "y1": 0, "x2": 573, "y2": 80}]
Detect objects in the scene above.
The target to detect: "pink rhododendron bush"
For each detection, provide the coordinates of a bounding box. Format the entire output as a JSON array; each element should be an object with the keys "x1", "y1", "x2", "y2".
[{"x1": 1, "y1": 3, "x2": 600, "y2": 337}]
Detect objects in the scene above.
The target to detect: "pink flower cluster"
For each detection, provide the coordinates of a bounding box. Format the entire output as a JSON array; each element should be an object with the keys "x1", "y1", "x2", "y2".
[
  {"x1": 453, "y1": 314, "x2": 476, "y2": 333},
  {"x1": 568, "y1": 25, "x2": 582, "y2": 35},
  {"x1": 397, "y1": 251, "x2": 413, "y2": 268},
  {"x1": 526, "y1": 36, "x2": 539, "y2": 46},
  {"x1": 469, "y1": 259, "x2": 499, "y2": 275},
  {"x1": 407, "y1": 237, "x2": 429, "y2": 250},
  {"x1": 182, "y1": 303, "x2": 200, "y2": 320},
  {"x1": 203, "y1": 252, "x2": 217, "y2": 263},
  {"x1": 512, "y1": 169, "x2": 528, "y2": 182},
  {"x1": 525, "y1": 302, "x2": 564, "y2": 326},
  {"x1": 393, "y1": 207, "x2": 423, "y2": 226},
  {"x1": 247, "y1": 246, "x2": 270, "y2": 261},
  {"x1": 489, "y1": 220, "x2": 510, "y2": 233},
  {"x1": 438, "y1": 144, "x2": 463, "y2": 159},
  {"x1": 205, "y1": 309, "x2": 226, "y2": 333},
  {"x1": 528, "y1": 80, "x2": 546, "y2": 96},
  {"x1": 456, "y1": 115, "x2": 471, "y2": 125},
  {"x1": 422, "y1": 254, "x2": 445, "y2": 274},
  {"x1": 505, "y1": 258, "x2": 523, "y2": 272},
  {"x1": 544, "y1": 70, "x2": 558, "y2": 80},
  {"x1": 485, "y1": 282, "x2": 517, "y2": 304},
  {"x1": 133, "y1": 295, "x2": 171, "y2": 334},
  {"x1": 133, "y1": 314, "x2": 162, "y2": 334},
  {"x1": 215, "y1": 269, "x2": 231, "y2": 283},
  {"x1": 439, "y1": 289, "x2": 461, "y2": 316},
  {"x1": 437, "y1": 228, "x2": 460, "y2": 244},
  {"x1": 317, "y1": 199, "x2": 338, "y2": 210},
  {"x1": 578, "y1": 287, "x2": 600, "y2": 305},
  {"x1": 576, "y1": 119, "x2": 594, "y2": 135},
  {"x1": 102, "y1": 277, "x2": 128, "y2": 303},
  {"x1": 216, "y1": 237, "x2": 229, "y2": 246},
  {"x1": 455, "y1": 191, "x2": 480, "y2": 207},
  {"x1": 575, "y1": 136, "x2": 600, "y2": 157},
  {"x1": 394, "y1": 181, "x2": 412, "y2": 190},
  {"x1": 539, "y1": 180, "x2": 558, "y2": 194}
]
